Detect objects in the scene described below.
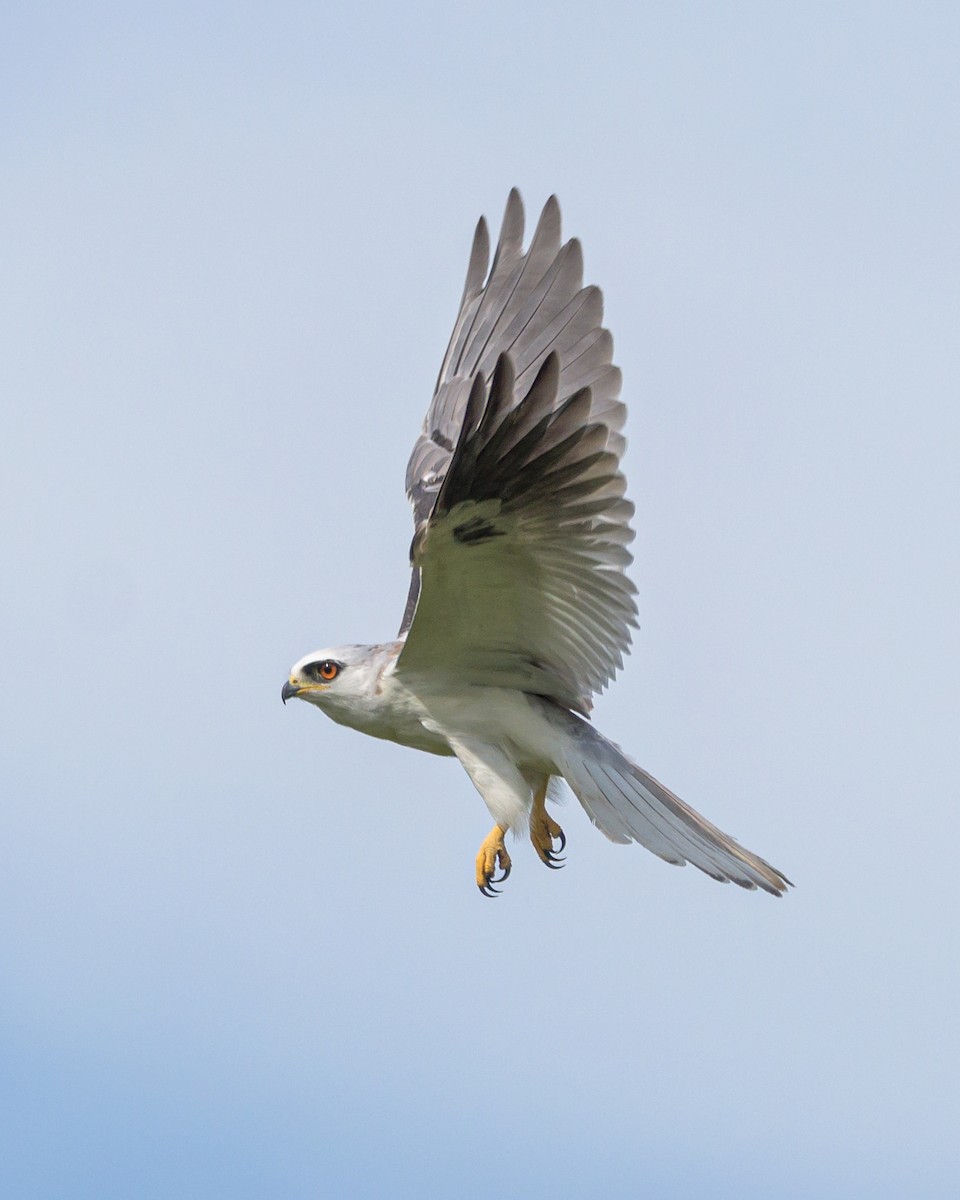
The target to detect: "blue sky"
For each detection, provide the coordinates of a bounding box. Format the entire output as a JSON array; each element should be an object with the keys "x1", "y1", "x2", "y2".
[{"x1": 2, "y1": 3, "x2": 958, "y2": 1197}]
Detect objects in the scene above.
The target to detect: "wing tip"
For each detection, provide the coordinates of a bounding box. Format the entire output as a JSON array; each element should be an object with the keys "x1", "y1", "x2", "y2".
[
  {"x1": 499, "y1": 189, "x2": 525, "y2": 248},
  {"x1": 463, "y1": 215, "x2": 491, "y2": 300}
]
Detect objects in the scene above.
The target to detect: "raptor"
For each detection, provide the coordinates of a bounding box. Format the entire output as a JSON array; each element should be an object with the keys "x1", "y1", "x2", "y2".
[{"x1": 282, "y1": 191, "x2": 790, "y2": 898}]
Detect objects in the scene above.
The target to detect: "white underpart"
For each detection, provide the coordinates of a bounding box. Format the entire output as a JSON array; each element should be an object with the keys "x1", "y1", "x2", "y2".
[
  {"x1": 289, "y1": 644, "x2": 789, "y2": 893},
  {"x1": 443, "y1": 739, "x2": 541, "y2": 831},
  {"x1": 292, "y1": 645, "x2": 559, "y2": 828},
  {"x1": 415, "y1": 686, "x2": 560, "y2": 832}
]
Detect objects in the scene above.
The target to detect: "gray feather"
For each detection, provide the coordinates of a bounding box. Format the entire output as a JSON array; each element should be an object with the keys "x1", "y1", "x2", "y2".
[
  {"x1": 548, "y1": 704, "x2": 792, "y2": 895},
  {"x1": 399, "y1": 192, "x2": 634, "y2": 712}
]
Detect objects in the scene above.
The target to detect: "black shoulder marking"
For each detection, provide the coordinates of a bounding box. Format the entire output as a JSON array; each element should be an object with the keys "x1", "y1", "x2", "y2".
[{"x1": 453, "y1": 516, "x2": 506, "y2": 545}]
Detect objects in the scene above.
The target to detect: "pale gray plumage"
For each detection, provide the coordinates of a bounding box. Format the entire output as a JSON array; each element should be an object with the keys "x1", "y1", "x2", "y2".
[
  {"x1": 401, "y1": 189, "x2": 627, "y2": 643},
  {"x1": 284, "y1": 190, "x2": 791, "y2": 898}
]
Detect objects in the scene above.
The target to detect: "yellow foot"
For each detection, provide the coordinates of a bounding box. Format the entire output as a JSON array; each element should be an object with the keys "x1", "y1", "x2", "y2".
[
  {"x1": 475, "y1": 824, "x2": 512, "y2": 898},
  {"x1": 530, "y1": 780, "x2": 566, "y2": 870}
]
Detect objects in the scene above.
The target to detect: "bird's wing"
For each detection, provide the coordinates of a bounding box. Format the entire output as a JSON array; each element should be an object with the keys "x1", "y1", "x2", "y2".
[{"x1": 397, "y1": 193, "x2": 635, "y2": 713}]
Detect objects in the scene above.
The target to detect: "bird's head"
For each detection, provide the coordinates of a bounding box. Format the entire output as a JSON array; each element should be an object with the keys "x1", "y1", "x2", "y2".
[{"x1": 281, "y1": 644, "x2": 389, "y2": 715}]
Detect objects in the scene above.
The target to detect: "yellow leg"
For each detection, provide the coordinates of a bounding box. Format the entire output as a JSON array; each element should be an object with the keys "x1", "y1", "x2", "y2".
[
  {"x1": 529, "y1": 778, "x2": 566, "y2": 869},
  {"x1": 475, "y1": 824, "x2": 512, "y2": 897}
]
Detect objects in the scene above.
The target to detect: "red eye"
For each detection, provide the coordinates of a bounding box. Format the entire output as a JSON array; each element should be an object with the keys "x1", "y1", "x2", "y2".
[{"x1": 318, "y1": 661, "x2": 340, "y2": 681}]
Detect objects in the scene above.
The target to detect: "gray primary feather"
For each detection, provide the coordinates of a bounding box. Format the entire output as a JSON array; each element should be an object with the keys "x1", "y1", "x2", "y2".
[{"x1": 401, "y1": 190, "x2": 628, "y2": 641}]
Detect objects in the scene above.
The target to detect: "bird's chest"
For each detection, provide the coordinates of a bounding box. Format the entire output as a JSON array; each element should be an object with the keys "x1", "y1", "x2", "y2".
[
  {"x1": 325, "y1": 688, "x2": 455, "y2": 757},
  {"x1": 393, "y1": 682, "x2": 558, "y2": 773}
]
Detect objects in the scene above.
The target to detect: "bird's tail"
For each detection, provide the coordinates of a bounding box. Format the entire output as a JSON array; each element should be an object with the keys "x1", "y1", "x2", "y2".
[{"x1": 552, "y1": 711, "x2": 791, "y2": 895}]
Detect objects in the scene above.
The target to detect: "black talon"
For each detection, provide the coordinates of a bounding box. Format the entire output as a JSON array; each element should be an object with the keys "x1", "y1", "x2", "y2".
[
  {"x1": 491, "y1": 861, "x2": 511, "y2": 885},
  {"x1": 555, "y1": 829, "x2": 567, "y2": 853}
]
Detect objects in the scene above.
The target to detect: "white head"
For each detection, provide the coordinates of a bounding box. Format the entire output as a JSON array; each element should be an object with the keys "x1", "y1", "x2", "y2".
[{"x1": 282, "y1": 643, "x2": 394, "y2": 723}]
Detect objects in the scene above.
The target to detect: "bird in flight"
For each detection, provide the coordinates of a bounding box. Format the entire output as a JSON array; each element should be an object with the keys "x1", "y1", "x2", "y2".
[{"x1": 283, "y1": 190, "x2": 790, "y2": 897}]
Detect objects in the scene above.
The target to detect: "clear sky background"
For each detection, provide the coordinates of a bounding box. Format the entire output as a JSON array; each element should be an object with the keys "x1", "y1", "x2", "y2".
[{"x1": 2, "y1": 3, "x2": 958, "y2": 1197}]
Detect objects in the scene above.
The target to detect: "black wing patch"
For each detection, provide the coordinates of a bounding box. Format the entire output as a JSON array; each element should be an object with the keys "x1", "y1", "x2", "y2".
[{"x1": 452, "y1": 516, "x2": 506, "y2": 545}]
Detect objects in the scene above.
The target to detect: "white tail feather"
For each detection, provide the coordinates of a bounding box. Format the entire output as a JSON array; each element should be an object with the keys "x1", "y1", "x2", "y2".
[{"x1": 553, "y1": 712, "x2": 791, "y2": 895}]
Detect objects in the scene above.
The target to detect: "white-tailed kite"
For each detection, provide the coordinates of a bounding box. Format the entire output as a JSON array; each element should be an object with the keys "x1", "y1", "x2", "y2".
[{"x1": 283, "y1": 191, "x2": 790, "y2": 897}]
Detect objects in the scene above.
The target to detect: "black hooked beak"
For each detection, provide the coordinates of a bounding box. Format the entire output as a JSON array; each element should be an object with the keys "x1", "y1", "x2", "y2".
[{"x1": 281, "y1": 680, "x2": 302, "y2": 705}]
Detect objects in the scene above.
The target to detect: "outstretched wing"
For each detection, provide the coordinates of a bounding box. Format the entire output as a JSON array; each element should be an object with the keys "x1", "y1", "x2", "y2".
[{"x1": 397, "y1": 193, "x2": 635, "y2": 713}]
